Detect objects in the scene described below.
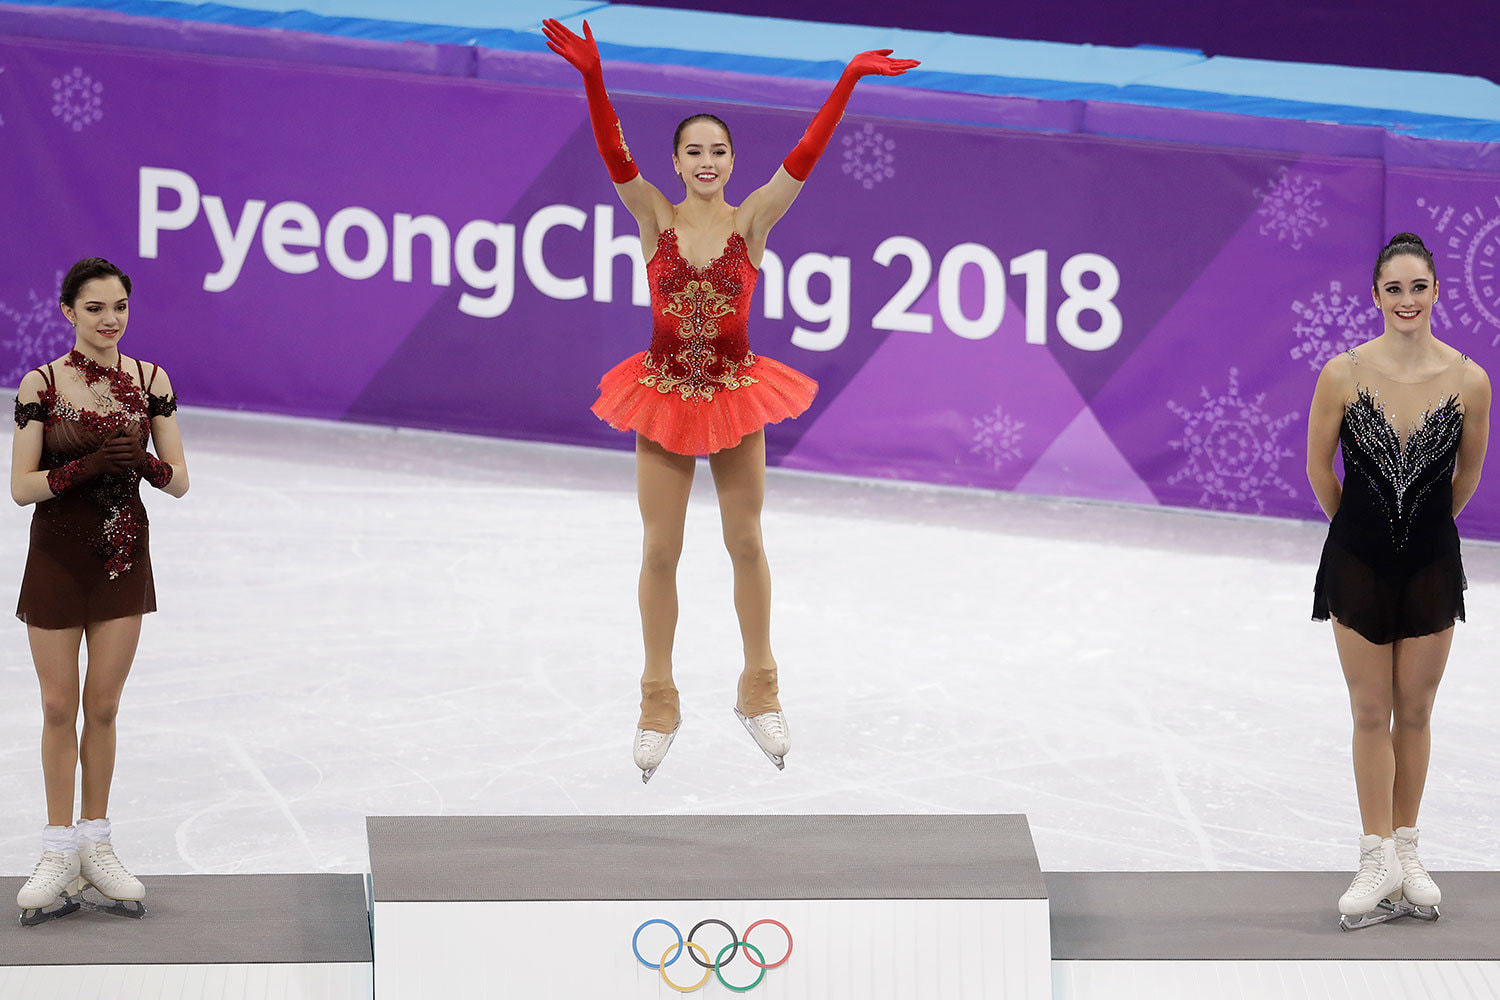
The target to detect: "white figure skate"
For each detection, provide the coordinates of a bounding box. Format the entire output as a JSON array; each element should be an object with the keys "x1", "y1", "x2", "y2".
[
  {"x1": 1393, "y1": 826, "x2": 1441, "y2": 921},
  {"x1": 1338, "y1": 834, "x2": 1406, "y2": 930},
  {"x1": 635, "y1": 722, "x2": 681, "y2": 784},
  {"x1": 68, "y1": 839, "x2": 146, "y2": 919},
  {"x1": 734, "y1": 708, "x2": 789, "y2": 770},
  {"x1": 16, "y1": 851, "x2": 81, "y2": 927}
]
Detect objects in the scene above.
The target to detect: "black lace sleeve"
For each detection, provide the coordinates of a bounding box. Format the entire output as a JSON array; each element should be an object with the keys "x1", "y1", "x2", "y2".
[
  {"x1": 14, "y1": 397, "x2": 46, "y2": 429},
  {"x1": 146, "y1": 392, "x2": 178, "y2": 419}
]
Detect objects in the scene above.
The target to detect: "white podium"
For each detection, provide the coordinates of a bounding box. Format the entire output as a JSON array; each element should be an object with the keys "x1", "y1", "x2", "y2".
[{"x1": 369, "y1": 814, "x2": 1051, "y2": 998}]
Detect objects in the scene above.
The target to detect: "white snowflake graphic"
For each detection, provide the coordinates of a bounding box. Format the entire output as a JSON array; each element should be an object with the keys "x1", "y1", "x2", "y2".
[
  {"x1": 970, "y1": 404, "x2": 1025, "y2": 469},
  {"x1": 1253, "y1": 167, "x2": 1329, "y2": 250},
  {"x1": 1289, "y1": 280, "x2": 1382, "y2": 371},
  {"x1": 1167, "y1": 368, "x2": 1300, "y2": 513},
  {"x1": 51, "y1": 66, "x2": 103, "y2": 132},
  {"x1": 841, "y1": 123, "x2": 895, "y2": 190},
  {"x1": 1, "y1": 275, "x2": 71, "y2": 387}
]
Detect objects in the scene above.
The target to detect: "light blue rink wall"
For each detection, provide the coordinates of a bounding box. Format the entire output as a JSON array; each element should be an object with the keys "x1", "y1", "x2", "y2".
[{"x1": 8, "y1": 0, "x2": 1500, "y2": 141}]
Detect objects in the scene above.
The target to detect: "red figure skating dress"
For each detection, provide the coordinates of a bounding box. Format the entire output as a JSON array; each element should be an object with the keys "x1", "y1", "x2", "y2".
[{"x1": 591, "y1": 229, "x2": 817, "y2": 455}]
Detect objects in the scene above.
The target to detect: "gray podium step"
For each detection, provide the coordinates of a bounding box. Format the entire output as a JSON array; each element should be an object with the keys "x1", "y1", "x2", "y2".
[
  {"x1": 368, "y1": 813, "x2": 1046, "y2": 900},
  {"x1": 368, "y1": 814, "x2": 1052, "y2": 999},
  {"x1": 0, "y1": 873, "x2": 372, "y2": 999},
  {"x1": 1048, "y1": 871, "x2": 1500, "y2": 1000}
]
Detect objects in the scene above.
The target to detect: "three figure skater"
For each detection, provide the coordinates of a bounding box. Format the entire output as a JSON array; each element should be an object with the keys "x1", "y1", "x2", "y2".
[
  {"x1": 1308, "y1": 233, "x2": 1490, "y2": 929},
  {"x1": 542, "y1": 18, "x2": 916, "y2": 781},
  {"x1": 11, "y1": 258, "x2": 189, "y2": 924}
]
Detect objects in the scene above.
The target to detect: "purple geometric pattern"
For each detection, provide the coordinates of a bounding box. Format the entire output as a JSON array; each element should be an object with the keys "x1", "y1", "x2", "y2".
[
  {"x1": 50, "y1": 66, "x2": 102, "y2": 131},
  {"x1": 1166, "y1": 369, "x2": 1301, "y2": 514}
]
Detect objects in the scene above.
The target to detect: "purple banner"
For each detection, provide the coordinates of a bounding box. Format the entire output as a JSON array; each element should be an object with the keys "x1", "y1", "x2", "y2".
[{"x1": 2, "y1": 31, "x2": 1499, "y2": 534}]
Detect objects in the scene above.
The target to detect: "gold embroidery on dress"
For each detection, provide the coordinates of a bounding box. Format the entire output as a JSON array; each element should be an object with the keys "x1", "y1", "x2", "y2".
[{"x1": 641, "y1": 275, "x2": 759, "y2": 401}]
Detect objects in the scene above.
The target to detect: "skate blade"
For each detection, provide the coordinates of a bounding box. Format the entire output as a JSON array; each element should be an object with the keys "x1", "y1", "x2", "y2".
[
  {"x1": 65, "y1": 879, "x2": 147, "y2": 919},
  {"x1": 1339, "y1": 898, "x2": 1408, "y2": 931},
  {"x1": 18, "y1": 898, "x2": 81, "y2": 927},
  {"x1": 1406, "y1": 903, "x2": 1440, "y2": 921},
  {"x1": 733, "y1": 709, "x2": 786, "y2": 771}
]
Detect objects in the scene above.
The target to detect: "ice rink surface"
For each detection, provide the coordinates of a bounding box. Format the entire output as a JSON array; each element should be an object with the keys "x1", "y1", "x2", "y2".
[{"x1": 2, "y1": 410, "x2": 1496, "y2": 878}]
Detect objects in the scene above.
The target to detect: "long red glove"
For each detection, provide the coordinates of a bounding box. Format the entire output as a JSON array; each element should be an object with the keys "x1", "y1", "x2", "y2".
[
  {"x1": 542, "y1": 19, "x2": 639, "y2": 184},
  {"x1": 782, "y1": 49, "x2": 920, "y2": 181}
]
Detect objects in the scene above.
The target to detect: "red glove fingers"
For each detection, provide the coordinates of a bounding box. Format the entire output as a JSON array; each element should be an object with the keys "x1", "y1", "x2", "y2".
[
  {"x1": 542, "y1": 18, "x2": 640, "y2": 184},
  {"x1": 782, "y1": 49, "x2": 919, "y2": 182}
]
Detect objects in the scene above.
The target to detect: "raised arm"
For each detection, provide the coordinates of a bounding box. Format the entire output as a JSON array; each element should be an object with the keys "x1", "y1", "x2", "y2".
[
  {"x1": 740, "y1": 49, "x2": 919, "y2": 248},
  {"x1": 1453, "y1": 361, "x2": 1491, "y2": 517},
  {"x1": 542, "y1": 18, "x2": 672, "y2": 236},
  {"x1": 1306, "y1": 354, "x2": 1352, "y2": 520}
]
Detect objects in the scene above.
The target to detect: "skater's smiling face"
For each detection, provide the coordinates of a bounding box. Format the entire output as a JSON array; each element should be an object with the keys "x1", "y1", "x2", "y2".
[
  {"x1": 673, "y1": 117, "x2": 734, "y2": 195},
  {"x1": 62, "y1": 276, "x2": 131, "y2": 354},
  {"x1": 1372, "y1": 255, "x2": 1437, "y2": 335}
]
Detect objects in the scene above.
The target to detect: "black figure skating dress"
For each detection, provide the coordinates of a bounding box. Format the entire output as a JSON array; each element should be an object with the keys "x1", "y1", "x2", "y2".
[
  {"x1": 15, "y1": 355, "x2": 175, "y2": 629},
  {"x1": 1313, "y1": 348, "x2": 1470, "y2": 644}
]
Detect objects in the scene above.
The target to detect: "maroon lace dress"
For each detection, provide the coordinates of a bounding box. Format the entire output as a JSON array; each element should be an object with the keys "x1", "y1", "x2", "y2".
[{"x1": 14, "y1": 354, "x2": 176, "y2": 628}]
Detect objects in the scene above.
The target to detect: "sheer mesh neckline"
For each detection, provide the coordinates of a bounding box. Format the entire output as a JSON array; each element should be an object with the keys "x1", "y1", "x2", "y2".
[{"x1": 1348, "y1": 346, "x2": 1466, "y2": 384}]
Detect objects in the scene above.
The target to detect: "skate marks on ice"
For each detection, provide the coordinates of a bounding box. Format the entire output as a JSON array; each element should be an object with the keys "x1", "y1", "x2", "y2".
[{"x1": 0, "y1": 409, "x2": 1497, "y2": 876}]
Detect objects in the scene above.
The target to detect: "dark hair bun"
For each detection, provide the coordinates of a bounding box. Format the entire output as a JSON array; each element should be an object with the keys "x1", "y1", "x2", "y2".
[{"x1": 1387, "y1": 232, "x2": 1426, "y2": 250}]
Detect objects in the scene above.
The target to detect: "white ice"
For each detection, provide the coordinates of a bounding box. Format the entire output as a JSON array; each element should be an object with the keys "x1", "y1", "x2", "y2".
[{"x1": 2, "y1": 410, "x2": 1496, "y2": 877}]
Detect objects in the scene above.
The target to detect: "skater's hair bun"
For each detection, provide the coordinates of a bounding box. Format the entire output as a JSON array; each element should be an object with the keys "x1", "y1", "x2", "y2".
[
  {"x1": 60, "y1": 257, "x2": 132, "y2": 307},
  {"x1": 1372, "y1": 233, "x2": 1435, "y2": 288}
]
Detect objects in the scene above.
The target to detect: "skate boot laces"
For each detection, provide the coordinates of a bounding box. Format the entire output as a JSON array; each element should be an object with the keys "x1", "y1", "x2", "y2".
[
  {"x1": 1349, "y1": 840, "x2": 1390, "y2": 894},
  {"x1": 87, "y1": 842, "x2": 130, "y2": 880},
  {"x1": 1395, "y1": 838, "x2": 1436, "y2": 889},
  {"x1": 25, "y1": 851, "x2": 74, "y2": 887}
]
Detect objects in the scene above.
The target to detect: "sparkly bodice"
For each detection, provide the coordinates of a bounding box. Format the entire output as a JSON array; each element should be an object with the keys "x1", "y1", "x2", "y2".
[
  {"x1": 13, "y1": 354, "x2": 169, "y2": 578},
  {"x1": 1334, "y1": 349, "x2": 1467, "y2": 559},
  {"x1": 639, "y1": 228, "x2": 760, "y2": 403}
]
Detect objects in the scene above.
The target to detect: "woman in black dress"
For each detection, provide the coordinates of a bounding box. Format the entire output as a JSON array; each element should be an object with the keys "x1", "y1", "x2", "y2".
[
  {"x1": 1307, "y1": 233, "x2": 1490, "y2": 928},
  {"x1": 11, "y1": 258, "x2": 188, "y2": 923}
]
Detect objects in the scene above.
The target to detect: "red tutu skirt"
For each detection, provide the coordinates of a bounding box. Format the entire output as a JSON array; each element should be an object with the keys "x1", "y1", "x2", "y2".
[{"x1": 591, "y1": 351, "x2": 818, "y2": 455}]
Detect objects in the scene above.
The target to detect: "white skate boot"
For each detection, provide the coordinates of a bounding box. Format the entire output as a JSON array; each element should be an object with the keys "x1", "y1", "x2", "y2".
[
  {"x1": 634, "y1": 724, "x2": 681, "y2": 784},
  {"x1": 17, "y1": 851, "x2": 81, "y2": 926},
  {"x1": 1393, "y1": 826, "x2": 1441, "y2": 920},
  {"x1": 1338, "y1": 834, "x2": 1405, "y2": 930},
  {"x1": 735, "y1": 666, "x2": 788, "y2": 770},
  {"x1": 733, "y1": 708, "x2": 789, "y2": 770},
  {"x1": 70, "y1": 838, "x2": 146, "y2": 919},
  {"x1": 635, "y1": 681, "x2": 681, "y2": 784}
]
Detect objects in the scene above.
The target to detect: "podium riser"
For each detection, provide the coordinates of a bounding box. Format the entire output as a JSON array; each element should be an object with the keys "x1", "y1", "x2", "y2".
[{"x1": 374, "y1": 898, "x2": 1051, "y2": 998}]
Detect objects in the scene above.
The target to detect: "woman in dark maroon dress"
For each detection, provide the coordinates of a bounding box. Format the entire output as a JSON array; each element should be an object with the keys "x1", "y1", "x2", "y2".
[{"x1": 10, "y1": 258, "x2": 188, "y2": 923}]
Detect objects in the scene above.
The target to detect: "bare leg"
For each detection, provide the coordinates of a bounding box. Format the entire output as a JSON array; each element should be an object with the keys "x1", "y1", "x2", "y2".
[
  {"x1": 636, "y1": 434, "x2": 694, "y2": 731},
  {"x1": 28, "y1": 625, "x2": 85, "y2": 827},
  {"x1": 1391, "y1": 627, "x2": 1453, "y2": 829},
  {"x1": 1332, "y1": 621, "x2": 1396, "y2": 837},
  {"x1": 78, "y1": 615, "x2": 142, "y2": 821},
  {"x1": 708, "y1": 431, "x2": 780, "y2": 715}
]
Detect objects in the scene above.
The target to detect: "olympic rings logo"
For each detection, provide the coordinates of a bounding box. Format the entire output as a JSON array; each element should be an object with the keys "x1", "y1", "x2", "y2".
[{"x1": 632, "y1": 918, "x2": 793, "y2": 993}]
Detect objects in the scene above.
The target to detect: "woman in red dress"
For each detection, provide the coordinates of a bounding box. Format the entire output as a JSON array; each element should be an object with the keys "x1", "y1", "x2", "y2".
[
  {"x1": 543, "y1": 19, "x2": 916, "y2": 781},
  {"x1": 11, "y1": 258, "x2": 189, "y2": 923}
]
